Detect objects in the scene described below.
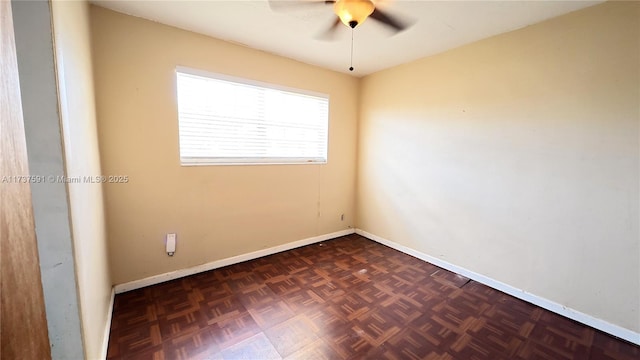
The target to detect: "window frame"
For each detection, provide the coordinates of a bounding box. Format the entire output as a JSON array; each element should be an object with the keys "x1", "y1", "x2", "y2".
[{"x1": 175, "y1": 66, "x2": 330, "y2": 166}]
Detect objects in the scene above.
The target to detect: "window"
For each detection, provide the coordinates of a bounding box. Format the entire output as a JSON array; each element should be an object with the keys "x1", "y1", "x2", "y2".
[{"x1": 176, "y1": 67, "x2": 329, "y2": 165}]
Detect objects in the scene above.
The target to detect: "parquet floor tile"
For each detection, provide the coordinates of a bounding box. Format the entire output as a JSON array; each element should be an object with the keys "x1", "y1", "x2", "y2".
[
  {"x1": 282, "y1": 337, "x2": 342, "y2": 360},
  {"x1": 264, "y1": 315, "x2": 321, "y2": 357},
  {"x1": 219, "y1": 333, "x2": 280, "y2": 360},
  {"x1": 108, "y1": 234, "x2": 639, "y2": 359}
]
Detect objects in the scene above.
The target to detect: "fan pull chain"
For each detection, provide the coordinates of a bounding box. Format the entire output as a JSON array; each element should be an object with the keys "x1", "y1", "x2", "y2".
[{"x1": 349, "y1": 29, "x2": 354, "y2": 72}]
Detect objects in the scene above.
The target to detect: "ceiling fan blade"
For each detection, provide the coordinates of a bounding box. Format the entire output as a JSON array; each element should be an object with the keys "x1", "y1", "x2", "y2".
[
  {"x1": 315, "y1": 17, "x2": 342, "y2": 41},
  {"x1": 369, "y1": 8, "x2": 410, "y2": 32},
  {"x1": 268, "y1": 0, "x2": 335, "y2": 12}
]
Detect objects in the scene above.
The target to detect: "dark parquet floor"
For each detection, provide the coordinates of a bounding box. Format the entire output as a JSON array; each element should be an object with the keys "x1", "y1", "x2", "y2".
[{"x1": 107, "y1": 234, "x2": 639, "y2": 360}]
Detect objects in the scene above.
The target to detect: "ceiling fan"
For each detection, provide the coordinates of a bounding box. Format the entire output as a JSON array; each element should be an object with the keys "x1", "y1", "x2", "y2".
[{"x1": 269, "y1": 0, "x2": 411, "y2": 38}]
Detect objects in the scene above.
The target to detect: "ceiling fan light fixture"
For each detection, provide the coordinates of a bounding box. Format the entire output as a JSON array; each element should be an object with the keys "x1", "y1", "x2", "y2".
[{"x1": 333, "y1": 0, "x2": 375, "y2": 28}]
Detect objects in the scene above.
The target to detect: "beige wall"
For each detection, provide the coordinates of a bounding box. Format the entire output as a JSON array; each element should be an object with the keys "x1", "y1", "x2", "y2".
[
  {"x1": 358, "y1": 1, "x2": 639, "y2": 333},
  {"x1": 51, "y1": 0, "x2": 112, "y2": 358},
  {"x1": 90, "y1": 6, "x2": 358, "y2": 285}
]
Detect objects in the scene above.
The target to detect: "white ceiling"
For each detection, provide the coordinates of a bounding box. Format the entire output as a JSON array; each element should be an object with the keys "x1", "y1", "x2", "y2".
[{"x1": 91, "y1": 0, "x2": 603, "y2": 77}]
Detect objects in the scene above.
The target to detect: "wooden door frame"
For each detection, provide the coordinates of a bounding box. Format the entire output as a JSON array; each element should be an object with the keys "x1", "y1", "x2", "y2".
[{"x1": 1, "y1": 1, "x2": 52, "y2": 358}]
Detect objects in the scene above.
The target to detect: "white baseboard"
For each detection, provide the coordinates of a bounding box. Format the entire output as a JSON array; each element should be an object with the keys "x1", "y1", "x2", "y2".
[
  {"x1": 355, "y1": 228, "x2": 640, "y2": 346},
  {"x1": 114, "y1": 229, "x2": 356, "y2": 294},
  {"x1": 110, "y1": 227, "x2": 639, "y2": 345},
  {"x1": 100, "y1": 288, "x2": 115, "y2": 360}
]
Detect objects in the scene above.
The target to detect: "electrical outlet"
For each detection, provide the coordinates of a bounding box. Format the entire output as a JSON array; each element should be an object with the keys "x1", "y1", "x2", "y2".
[{"x1": 166, "y1": 233, "x2": 176, "y2": 256}]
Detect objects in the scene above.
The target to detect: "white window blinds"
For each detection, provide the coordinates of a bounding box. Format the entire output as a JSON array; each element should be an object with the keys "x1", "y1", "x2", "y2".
[{"x1": 176, "y1": 68, "x2": 329, "y2": 165}]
